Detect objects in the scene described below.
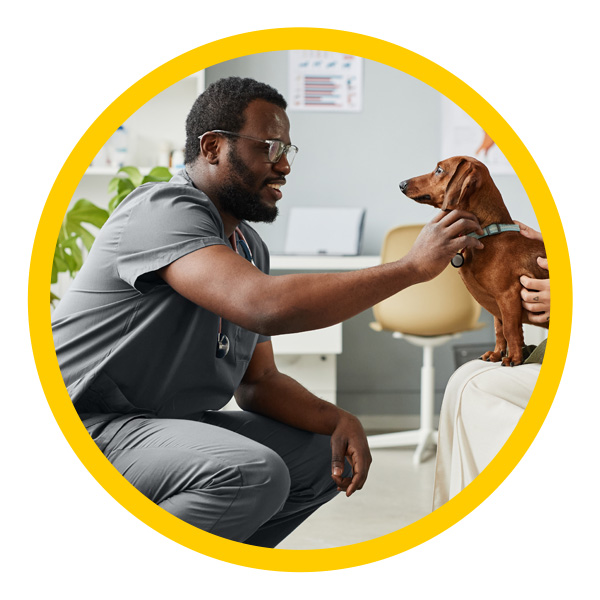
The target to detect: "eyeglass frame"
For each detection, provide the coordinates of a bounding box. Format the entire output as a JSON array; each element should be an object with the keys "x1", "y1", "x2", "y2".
[{"x1": 199, "y1": 130, "x2": 298, "y2": 166}]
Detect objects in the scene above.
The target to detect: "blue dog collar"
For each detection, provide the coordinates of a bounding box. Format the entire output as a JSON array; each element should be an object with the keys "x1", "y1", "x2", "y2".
[
  {"x1": 452, "y1": 223, "x2": 520, "y2": 268},
  {"x1": 467, "y1": 223, "x2": 520, "y2": 240}
]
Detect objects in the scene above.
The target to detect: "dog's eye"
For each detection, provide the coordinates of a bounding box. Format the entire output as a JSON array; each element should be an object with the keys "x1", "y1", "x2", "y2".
[{"x1": 435, "y1": 166, "x2": 444, "y2": 175}]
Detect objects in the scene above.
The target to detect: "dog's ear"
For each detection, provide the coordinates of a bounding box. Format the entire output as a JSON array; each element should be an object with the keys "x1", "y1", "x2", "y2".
[{"x1": 442, "y1": 159, "x2": 479, "y2": 210}]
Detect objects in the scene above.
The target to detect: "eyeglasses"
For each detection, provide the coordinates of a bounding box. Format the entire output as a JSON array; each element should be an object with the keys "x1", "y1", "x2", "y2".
[{"x1": 200, "y1": 130, "x2": 298, "y2": 166}]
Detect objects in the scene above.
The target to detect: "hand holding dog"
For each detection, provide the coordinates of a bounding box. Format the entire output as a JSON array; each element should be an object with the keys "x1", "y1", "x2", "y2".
[
  {"x1": 514, "y1": 220, "x2": 544, "y2": 243},
  {"x1": 514, "y1": 221, "x2": 550, "y2": 324},
  {"x1": 519, "y1": 259, "x2": 550, "y2": 324},
  {"x1": 405, "y1": 209, "x2": 484, "y2": 282}
]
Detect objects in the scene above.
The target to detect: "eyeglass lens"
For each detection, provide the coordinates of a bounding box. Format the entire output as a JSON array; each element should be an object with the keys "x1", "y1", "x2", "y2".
[{"x1": 270, "y1": 141, "x2": 297, "y2": 166}]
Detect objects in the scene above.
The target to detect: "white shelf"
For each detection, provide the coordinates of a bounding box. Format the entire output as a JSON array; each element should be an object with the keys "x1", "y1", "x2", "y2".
[
  {"x1": 270, "y1": 255, "x2": 380, "y2": 271},
  {"x1": 272, "y1": 324, "x2": 342, "y2": 355},
  {"x1": 86, "y1": 166, "x2": 175, "y2": 176}
]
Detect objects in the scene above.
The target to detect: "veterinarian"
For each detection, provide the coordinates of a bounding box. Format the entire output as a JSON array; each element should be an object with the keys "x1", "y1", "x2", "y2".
[
  {"x1": 52, "y1": 77, "x2": 484, "y2": 547},
  {"x1": 433, "y1": 221, "x2": 550, "y2": 508}
]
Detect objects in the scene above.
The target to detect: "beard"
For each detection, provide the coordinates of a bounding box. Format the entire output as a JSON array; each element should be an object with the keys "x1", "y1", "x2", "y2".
[{"x1": 215, "y1": 145, "x2": 279, "y2": 223}]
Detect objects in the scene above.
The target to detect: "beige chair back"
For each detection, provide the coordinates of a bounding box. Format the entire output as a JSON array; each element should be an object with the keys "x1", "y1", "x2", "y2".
[{"x1": 372, "y1": 225, "x2": 482, "y2": 336}]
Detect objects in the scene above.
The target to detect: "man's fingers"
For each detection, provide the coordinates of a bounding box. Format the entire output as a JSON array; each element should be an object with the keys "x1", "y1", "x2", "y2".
[
  {"x1": 331, "y1": 457, "x2": 345, "y2": 479},
  {"x1": 330, "y1": 438, "x2": 346, "y2": 479},
  {"x1": 537, "y1": 256, "x2": 549, "y2": 270},
  {"x1": 342, "y1": 451, "x2": 370, "y2": 497},
  {"x1": 459, "y1": 235, "x2": 484, "y2": 251},
  {"x1": 335, "y1": 477, "x2": 353, "y2": 492},
  {"x1": 440, "y1": 209, "x2": 484, "y2": 235}
]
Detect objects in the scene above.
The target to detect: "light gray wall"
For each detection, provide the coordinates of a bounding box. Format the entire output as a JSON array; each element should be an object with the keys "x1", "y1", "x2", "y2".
[{"x1": 207, "y1": 52, "x2": 540, "y2": 424}]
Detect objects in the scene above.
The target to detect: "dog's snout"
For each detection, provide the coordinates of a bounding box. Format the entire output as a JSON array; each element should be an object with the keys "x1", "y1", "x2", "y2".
[{"x1": 399, "y1": 180, "x2": 408, "y2": 192}]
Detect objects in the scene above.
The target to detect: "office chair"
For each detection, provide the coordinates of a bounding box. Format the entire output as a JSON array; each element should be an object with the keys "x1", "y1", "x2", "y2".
[{"x1": 369, "y1": 224, "x2": 486, "y2": 465}]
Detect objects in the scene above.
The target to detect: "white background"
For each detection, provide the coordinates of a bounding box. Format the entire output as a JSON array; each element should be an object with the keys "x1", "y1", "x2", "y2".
[{"x1": 3, "y1": 1, "x2": 597, "y2": 597}]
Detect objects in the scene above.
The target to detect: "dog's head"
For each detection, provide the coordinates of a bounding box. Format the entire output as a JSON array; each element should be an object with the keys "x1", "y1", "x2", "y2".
[{"x1": 400, "y1": 156, "x2": 488, "y2": 212}]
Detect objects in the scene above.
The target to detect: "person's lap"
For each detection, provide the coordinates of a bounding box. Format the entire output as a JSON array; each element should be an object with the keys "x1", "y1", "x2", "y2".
[{"x1": 433, "y1": 359, "x2": 541, "y2": 509}]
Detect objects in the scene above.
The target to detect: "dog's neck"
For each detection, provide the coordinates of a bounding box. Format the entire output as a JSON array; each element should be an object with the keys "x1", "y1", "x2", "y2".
[{"x1": 471, "y1": 183, "x2": 513, "y2": 229}]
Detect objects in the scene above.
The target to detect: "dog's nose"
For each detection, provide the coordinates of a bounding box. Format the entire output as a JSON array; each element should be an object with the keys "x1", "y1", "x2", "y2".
[{"x1": 399, "y1": 180, "x2": 408, "y2": 192}]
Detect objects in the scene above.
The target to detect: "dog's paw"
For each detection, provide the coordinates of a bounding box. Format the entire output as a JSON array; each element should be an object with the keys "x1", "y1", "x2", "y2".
[
  {"x1": 481, "y1": 350, "x2": 503, "y2": 362},
  {"x1": 501, "y1": 355, "x2": 523, "y2": 367}
]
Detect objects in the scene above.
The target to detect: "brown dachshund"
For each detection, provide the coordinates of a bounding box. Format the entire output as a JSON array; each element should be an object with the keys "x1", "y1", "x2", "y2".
[{"x1": 400, "y1": 156, "x2": 548, "y2": 366}]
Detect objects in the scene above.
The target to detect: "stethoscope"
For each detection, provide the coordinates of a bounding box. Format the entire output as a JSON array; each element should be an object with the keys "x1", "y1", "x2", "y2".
[{"x1": 216, "y1": 227, "x2": 255, "y2": 359}]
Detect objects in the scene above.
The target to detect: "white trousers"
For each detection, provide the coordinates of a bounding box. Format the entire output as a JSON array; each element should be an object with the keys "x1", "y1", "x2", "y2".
[{"x1": 433, "y1": 360, "x2": 541, "y2": 510}]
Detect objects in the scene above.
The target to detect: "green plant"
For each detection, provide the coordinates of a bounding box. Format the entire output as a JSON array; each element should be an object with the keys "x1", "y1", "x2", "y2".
[
  {"x1": 107, "y1": 166, "x2": 172, "y2": 213},
  {"x1": 51, "y1": 165, "x2": 173, "y2": 305}
]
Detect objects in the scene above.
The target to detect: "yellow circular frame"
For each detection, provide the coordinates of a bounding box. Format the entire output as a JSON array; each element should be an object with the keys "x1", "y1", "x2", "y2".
[{"x1": 29, "y1": 28, "x2": 571, "y2": 571}]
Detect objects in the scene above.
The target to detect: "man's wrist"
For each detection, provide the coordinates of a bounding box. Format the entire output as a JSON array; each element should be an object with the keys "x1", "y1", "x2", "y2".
[{"x1": 396, "y1": 254, "x2": 430, "y2": 286}]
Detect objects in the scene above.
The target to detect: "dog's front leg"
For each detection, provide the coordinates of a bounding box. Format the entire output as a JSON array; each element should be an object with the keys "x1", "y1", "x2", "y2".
[
  {"x1": 501, "y1": 318, "x2": 525, "y2": 366},
  {"x1": 481, "y1": 316, "x2": 507, "y2": 362},
  {"x1": 498, "y1": 292, "x2": 526, "y2": 366}
]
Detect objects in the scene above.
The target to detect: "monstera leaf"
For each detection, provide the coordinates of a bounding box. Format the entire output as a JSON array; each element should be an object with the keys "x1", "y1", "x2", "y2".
[
  {"x1": 52, "y1": 165, "x2": 173, "y2": 306},
  {"x1": 51, "y1": 199, "x2": 109, "y2": 304}
]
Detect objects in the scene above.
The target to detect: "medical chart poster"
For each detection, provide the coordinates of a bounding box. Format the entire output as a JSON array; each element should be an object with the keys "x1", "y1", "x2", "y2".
[{"x1": 288, "y1": 50, "x2": 363, "y2": 112}]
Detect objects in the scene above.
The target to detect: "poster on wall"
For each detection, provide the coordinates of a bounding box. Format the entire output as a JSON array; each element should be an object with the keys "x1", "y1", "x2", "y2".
[
  {"x1": 288, "y1": 50, "x2": 363, "y2": 112},
  {"x1": 441, "y1": 97, "x2": 514, "y2": 175}
]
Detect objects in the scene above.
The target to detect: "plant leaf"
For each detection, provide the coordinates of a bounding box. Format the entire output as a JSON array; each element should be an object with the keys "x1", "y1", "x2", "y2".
[
  {"x1": 66, "y1": 199, "x2": 109, "y2": 229},
  {"x1": 67, "y1": 223, "x2": 96, "y2": 252},
  {"x1": 141, "y1": 175, "x2": 164, "y2": 184},
  {"x1": 118, "y1": 166, "x2": 143, "y2": 187},
  {"x1": 148, "y1": 166, "x2": 173, "y2": 181},
  {"x1": 108, "y1": 176, "x2": 121, "y2": 193},
  {"x1": 117, "y1": 179, "x2": 135, "y2": 195},
  {"x1": 109, "y1": 189, "x2": 133, "y2": 214}
]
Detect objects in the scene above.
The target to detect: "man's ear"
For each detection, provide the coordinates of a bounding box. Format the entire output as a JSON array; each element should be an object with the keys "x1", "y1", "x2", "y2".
[
  {"x1": 199, "y1": 132, "x2": 222, "y2": 165},
  {"x1": 442, "y1": 159, "x2": 478, "y2": 210}
]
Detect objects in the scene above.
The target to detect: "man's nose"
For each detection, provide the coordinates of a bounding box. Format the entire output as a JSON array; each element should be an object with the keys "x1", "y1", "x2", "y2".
[{"x1": 274, "y1": 154, "x2": 291, "y2": 174}]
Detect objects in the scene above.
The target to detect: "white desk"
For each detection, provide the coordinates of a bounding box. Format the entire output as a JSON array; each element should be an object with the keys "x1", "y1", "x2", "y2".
[
  {"x1": 270, "y1": 255, "x2": 380, "y2": 404},
  {"x1": 271, "y1": 254, "x2": 379, "y2": 271}
]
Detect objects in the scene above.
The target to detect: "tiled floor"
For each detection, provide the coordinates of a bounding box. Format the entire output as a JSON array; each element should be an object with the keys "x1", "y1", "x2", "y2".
[{"x1": 277, "y1": 447, "x2": 437, "y2": 549}]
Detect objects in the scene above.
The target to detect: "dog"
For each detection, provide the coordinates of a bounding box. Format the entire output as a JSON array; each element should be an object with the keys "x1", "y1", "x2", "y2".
[{"x1": 400, "y1": 156, "x2": 548, "y2": 366}]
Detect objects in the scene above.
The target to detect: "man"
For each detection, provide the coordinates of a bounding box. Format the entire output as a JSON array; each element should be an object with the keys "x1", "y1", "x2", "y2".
[{"x1": 52, "y1": 77, "x2": 483, "y2": 547}]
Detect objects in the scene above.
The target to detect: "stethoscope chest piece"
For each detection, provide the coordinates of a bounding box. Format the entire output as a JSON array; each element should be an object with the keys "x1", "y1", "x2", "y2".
[
  {"x1": 216, "y1": 333, "x2": 230, "y2": 359},
  {"x1": 451, "y1": 253, "x2": 465, "y2": 268}
]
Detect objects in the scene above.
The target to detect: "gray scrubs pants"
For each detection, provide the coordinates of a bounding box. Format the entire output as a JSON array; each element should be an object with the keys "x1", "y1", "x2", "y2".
[{"x1": 83, "y1": 410, "x2": 348, "y2": 548}]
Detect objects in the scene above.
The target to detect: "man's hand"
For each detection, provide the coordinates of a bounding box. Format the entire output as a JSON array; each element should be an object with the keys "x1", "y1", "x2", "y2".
[
  {"x1": 520, "y1": 257, "x2": 550, "y2": 324},
  {"x1": 404, "y1": 210, "x2": 484, "y2": 282},
  {"x1": 330, "y1": 413, "x2": 372, "y2": 497}
]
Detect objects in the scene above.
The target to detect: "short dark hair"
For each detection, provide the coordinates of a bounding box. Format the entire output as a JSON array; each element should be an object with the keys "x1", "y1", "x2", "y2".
[{"x1": 184, "y1": 76, "x2": 287, "y2": 165}]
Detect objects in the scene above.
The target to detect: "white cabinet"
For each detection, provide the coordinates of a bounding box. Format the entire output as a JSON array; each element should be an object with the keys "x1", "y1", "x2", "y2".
[
  {"x1": 267, "y1": 256, "x2": 379, "y2": 405},
  {"x1": 272, "y1": 324, "x2": 342, "y2": 404}
]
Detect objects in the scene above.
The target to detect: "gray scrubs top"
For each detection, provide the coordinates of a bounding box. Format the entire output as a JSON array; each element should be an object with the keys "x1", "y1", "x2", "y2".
[{"x1": 52, "y1": 169, "x2": 270, "y2": 419}]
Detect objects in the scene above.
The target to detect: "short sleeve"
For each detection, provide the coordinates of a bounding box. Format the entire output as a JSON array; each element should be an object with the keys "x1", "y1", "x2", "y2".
[{"x1": 116, "y1": 183, "x2": 227, "y2": 293}]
